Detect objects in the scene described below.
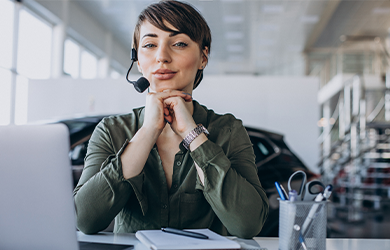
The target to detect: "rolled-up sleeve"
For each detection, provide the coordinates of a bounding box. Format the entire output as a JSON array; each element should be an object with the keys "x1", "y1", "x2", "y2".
[
  {"x1": 73, "y1": 121, "x2": 146, "y2": 234},
  {"x1": 191, "y1": 120, "x2": 269, "y2": 239}
]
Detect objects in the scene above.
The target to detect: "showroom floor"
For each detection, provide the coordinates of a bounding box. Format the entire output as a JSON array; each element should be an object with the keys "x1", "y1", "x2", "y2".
[{"x1": 328, "y1": 202, "x2": 390, "y2": 239}]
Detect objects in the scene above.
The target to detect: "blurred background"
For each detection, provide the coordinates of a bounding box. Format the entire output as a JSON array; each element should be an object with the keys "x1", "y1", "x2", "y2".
[{"x1": 1, "y1": 0, "x2": 390, "y2": 239}]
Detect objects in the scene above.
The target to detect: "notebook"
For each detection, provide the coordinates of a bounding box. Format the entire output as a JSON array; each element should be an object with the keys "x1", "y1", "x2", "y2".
[
  {"x1": 135, "y1": 228, "x2": 241, "y2": 250},
  {"x1": 0, "y1": 124, "x2": 133, "y2": 250}
]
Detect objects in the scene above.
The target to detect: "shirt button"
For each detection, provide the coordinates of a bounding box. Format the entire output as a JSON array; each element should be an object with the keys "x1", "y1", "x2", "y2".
[
  {"x1": 173, "y1": 184, "x2": 178, "y2": 189},
  {"x1": 176, "y1": 161, "x2": 182, "y2": 166},
  {"x1": 162, "y1": 204, "x2": 167, "y2": 209}
]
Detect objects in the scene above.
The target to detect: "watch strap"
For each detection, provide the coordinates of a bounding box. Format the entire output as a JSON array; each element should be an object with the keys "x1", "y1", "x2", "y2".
[{"x1": 182, "y1": 124, "x2": 209, "y2": 150}]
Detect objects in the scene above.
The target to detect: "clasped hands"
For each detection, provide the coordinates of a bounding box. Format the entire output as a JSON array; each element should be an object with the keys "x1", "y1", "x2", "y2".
[{"x1": 143, "y1": 89, "x2": 197, "y2": 139}]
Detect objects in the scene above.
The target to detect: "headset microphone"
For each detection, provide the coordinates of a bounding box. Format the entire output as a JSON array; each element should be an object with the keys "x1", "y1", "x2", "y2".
[{"x1": 126, "y1": 48, "x2": 150, "y2": 93}]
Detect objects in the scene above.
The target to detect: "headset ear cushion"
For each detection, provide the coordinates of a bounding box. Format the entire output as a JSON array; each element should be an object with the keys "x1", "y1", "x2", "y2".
[{"x1": 131, "y1": 48, "x2": 138, "y2": 61}]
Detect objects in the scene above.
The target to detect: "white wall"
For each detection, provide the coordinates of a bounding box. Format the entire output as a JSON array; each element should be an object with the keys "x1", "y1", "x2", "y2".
[
  {"x1": 27, "y1": 77, "x2": 146, "y2": 122},
  {"x1": 35, "y1": 0, "x2": 129, "y2": 67},
  {"x1": 27, "y1": 75, "x2": 320, "y2": 171},
  {"x1": 196, "y1": 75, "x2": 320, "y2": 172}
]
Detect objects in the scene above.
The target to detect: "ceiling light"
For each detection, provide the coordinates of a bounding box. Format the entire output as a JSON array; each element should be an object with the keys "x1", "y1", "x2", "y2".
[
  {"x1": 300, "y1": 15, "x2": 319, "y2": 23},
  {"x1": 262, "y1": 5, "x2": 284, "y2": 14},
  {"x1": 223, "y1": 16, "x2": 244, "y2": 23},
  {"x1": 382, "y1": 153, "x2": 390, "y2": 159},
  {"x1": 225, "y1": 32, "x2": 244, "y2": 39},
  {"x1": 226, "y1": 45, "x2": 244, "y2": 52},
  {"x1": 372, "y1": 7, "x2": 390, "y2": 14}
]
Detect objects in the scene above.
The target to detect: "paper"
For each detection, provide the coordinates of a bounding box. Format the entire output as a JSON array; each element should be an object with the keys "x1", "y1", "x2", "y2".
[
  {"x1": 135, "y1": 228, "x2": 241, "y2": 250},
  {"x1": 230, "y1": 237, "x2": 266, "y2": 250}
]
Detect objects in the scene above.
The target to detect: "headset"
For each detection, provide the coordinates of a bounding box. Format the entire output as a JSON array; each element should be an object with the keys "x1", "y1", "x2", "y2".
[{"x1": 126, "y1": 48, "x2": 150, "y2": 93}]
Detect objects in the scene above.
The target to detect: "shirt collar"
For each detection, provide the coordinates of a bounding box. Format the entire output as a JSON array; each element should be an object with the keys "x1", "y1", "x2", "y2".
[{"x1": 192, "y1": 100, "x2": 208, "y2": 127}]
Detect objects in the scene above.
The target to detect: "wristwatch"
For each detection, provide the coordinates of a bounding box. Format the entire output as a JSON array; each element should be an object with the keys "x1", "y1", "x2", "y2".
[{"x1": 182, "y1": 124, "x2": 209, "y2": 150}]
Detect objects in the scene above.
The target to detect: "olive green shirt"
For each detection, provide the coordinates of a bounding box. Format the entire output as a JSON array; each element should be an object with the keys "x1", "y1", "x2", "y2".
[{"x1": 74, "y1": 101, "x2": 269, "y2": 239}]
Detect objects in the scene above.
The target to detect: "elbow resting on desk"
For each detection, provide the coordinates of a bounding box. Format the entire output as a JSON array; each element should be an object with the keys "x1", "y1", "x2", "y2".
[
  {"x1": 76, "y1": 211, "x2": 110, "y2": 235},
  {"x1": 232, "y1": 198, "x2": 269, "y2": 239}
]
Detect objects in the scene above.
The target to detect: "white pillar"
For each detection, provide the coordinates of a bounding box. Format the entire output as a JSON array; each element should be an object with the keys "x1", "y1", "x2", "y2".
[
  {"x1": 339, "y1": 92, "x2": 345, "y2": 140},
  {"x1": 344, "y1": 83, "x2": 351, "y2": 130},
  {"x1": 352, "y1": 76, "x2": 361, "y2": 117},
  {"x1": 386, "y1": 29, "x2": 390, "y2": 121},
  {"x1": 385, "y1": 69, "x2": 390, "y2": 121},
  {"x1": 51, "y1": 0, "x2": 69, "y2": 78},
  {"x1": 9, "y1": 1, "x2": 21, "y2": 125},
  {"x1": 98, "y1": 33, "x2": 112, "y2": 78},
  {"x1": 323, "y1": 101, "x2": 331, "y2": 158}
]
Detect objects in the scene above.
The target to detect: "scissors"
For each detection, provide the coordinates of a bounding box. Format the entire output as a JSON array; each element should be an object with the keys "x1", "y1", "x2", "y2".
[{"x1": 287, "y1": 170, "x2": 325, "y2": 201}]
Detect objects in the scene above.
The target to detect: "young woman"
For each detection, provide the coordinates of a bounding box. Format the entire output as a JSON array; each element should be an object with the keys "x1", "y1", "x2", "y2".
[{"x1": 74, "y1": 0, "x2": 268, "y2": 239}]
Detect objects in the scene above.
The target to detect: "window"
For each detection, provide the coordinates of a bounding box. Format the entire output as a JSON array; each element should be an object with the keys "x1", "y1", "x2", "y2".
[
  {"x1": 0, "y1": 0, "x2": 14, "y2": 125},
  {"x1": 17, "y1": 8, "x2": 52, "y2": 79},
  {"x1": 14, "y1": 75, "x2": 29, "y2": 125},
  {"x1": 250, "y1": 136, "x2": 275, "y2": 164},
  {"x1": 258, "y1": 141, "x2": 270, "y2": 155},
  {"x1": 0, "y1": 68, "x2": 12, "y2": 125},
  {"x1": 64, "y1": 39, "x2": 80, "y2": 78},
  {"x1": 80, "y1": 50, "x2": 98, "y2": 79},
  {"x1": 0, "y1": 0, "x2": 14, "y2": 70},
  {"x1": 110, "y1": 69, "x2": 121, "y2": 79}
]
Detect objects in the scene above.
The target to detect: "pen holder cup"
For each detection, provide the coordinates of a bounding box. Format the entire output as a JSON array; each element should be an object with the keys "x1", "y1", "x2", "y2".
[{"x1": 278, "y1": 200, "x2": 327, "y2": 250}]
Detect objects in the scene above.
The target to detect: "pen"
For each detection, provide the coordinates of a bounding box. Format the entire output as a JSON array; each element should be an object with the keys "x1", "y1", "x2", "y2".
[
  {"x1": 293, "y1": 224, "x2": 308, "y2": 250},
  {"x1": 280, "y1": 184, "x2": 289, "y2": 200},
  {"x1": 289, "y1": 189, "x2": 297, "y2": 202},
  {"x1": 301, "y1": 192, "x2": 324, "y2": 236},
  {"x1": 161, "y1": 228, "x2": 209, "y2": 239},
  {"x1": 298, "y1": 233, "x2": 308, "y2": 250},
  {"x1": 275, "y1": 181, "x2": 287, "y2": 200}
]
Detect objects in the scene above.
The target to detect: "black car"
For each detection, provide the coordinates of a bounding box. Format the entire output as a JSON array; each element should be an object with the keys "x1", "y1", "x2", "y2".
[{"x1": 59, "y1": 115, "x2": 318, "y2": 237}]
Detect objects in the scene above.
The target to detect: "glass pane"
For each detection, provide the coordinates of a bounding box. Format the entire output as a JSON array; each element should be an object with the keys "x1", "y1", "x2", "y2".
[
  {"x1": 110, "y1": 69, "x2": 120, "y2": 79},
  {"x1": 80, "y1": 50, "x2": 97, "y2": 79},
  {"x1": 0, "y1": 0, "x2": 14, "y2": 70},
  {"x1": 258, "y1": 142, "x2": 270, "y2": 155},
  {"x1": 17, "y1": 9, "x2": 52, "y2": 79},
  {"x1": 14, "y1": 75, "x2": 29, "y2": 125},
  {"x1": 0, "y1": 68, "x2": 12, "y2": 125},
  {"x1": 64, "y1": 39, "x2": 80, "y2": 78}
]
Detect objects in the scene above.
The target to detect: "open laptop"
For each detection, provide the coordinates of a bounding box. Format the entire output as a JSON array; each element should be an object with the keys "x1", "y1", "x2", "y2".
[{"x1": 0, "y1": 124, "x2": 133, "y2": 250}]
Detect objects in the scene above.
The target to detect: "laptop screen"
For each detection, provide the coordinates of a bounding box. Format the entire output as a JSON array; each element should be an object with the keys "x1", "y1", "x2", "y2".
[{"x1": 0, "y1": 124, "x2": 79, "y2": 250}]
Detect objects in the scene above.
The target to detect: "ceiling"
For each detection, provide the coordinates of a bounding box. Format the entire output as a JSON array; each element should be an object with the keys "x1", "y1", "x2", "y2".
[{"x1": 73, "y1": 0, "x2": 390, "y2": 75}]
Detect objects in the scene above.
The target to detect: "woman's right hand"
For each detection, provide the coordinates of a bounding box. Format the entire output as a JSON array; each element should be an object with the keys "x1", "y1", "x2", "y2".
[{"x1": 142, "y1": 90, "x2": 192, "y2": 133}]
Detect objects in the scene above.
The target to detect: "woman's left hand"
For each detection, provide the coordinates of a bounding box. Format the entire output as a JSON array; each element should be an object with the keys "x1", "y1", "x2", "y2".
[
  {"x1": 163, "y1": 91, "x2": 208, "y2": 185},
  {"x1": 162, "y1": 91, "x2": 197, "y2": 138}
]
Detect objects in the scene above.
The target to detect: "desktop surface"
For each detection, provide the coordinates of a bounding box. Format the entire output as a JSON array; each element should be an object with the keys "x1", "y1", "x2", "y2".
[{"x1": 77, "y1": 231, "x2": 390, "y2": 250}]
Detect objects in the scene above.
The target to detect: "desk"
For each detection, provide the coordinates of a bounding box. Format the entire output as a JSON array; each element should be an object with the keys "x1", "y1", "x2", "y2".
[{"x1": 77, "y1": 231, "x2": 390, "y2": 250}]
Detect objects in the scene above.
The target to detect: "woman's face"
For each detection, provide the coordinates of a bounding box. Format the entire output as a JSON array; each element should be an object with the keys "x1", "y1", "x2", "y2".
[{"x1": 137, "y1": 21, "x2": 208, "y2": 93}]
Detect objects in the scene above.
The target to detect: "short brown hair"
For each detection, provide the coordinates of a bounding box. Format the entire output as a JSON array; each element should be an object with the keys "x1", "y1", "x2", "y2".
[{"x1": 133, "y1": 0, "x2": 211, "y2": 89}]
